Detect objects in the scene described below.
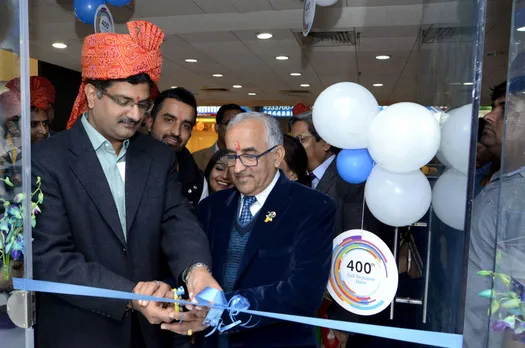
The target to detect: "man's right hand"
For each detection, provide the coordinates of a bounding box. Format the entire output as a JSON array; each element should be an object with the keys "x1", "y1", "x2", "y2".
[{"x1": 131, "y1": 281, "x2": 172, "y2": 324}]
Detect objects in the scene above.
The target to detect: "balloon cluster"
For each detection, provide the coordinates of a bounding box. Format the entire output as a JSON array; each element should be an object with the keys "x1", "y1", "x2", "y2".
[
  {"x1": 432, "y1": 104, "x2": 472, "y2": 230},
  {"x1": 312, "y1": 82, "x2": 441, "y2": 227},
  {"x1": 74, "y1": 0, "x2": 130, "y2": 25}
]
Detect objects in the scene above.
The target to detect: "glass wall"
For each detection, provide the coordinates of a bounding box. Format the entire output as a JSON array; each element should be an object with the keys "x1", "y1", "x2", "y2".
[
  {"x1": 0, "y1": 0, "x2": 35, "y2": 347},
  {"x1": 474, "y1": 0, "x2": 525, "y2": 347}
]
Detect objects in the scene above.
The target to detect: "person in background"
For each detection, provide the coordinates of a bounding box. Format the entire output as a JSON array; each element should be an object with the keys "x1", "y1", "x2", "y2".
[
  {"x1": 204, "y1": 149, "x2": 233, "y2": 194},
  {"x1": 280, "y1": 134, "x2": 311, "y2": 186},
  {"x1": 474, "y1": 90, "x2": 502, "y2": 197},
  {"x1": 5, "y1": 76, "x2": 56, "y2": 144},
  {"x1": 146, "y1": 87, "x2": 208, "y2": 208},
  {"x1": 289, "y1": 111, "x2": 387, "y2": 347},
  {"x1": 185, "y1": 112, "x2": 336, "y2": 347},
  {"x1": 192, "y1": 103, "x2": 244, "y2": 171},
  {"x1": 33, "y1": 21, "x2": 219, "y2": 348}
]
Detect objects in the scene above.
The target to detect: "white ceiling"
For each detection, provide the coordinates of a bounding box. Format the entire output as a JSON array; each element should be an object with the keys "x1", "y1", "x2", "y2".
[{"x1": 27, "y1": 0, "x2": 511, "y2": 106}]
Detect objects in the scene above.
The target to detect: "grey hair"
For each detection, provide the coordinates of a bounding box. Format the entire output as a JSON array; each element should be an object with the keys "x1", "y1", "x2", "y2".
[{"x1": 227, "y1": 112, "x2": 283, "y2": 148}]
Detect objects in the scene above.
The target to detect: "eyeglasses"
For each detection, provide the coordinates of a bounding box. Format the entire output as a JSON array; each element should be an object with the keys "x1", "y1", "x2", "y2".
[
  {"x1": 224, "y1": 145, "x2": 278, "y2": 167},
  {"x1": 97, "y1": 89, "x2": 154, "y2": 113},
  {"x1": 294, "y1": 135, "x2": 313, "y2": 144}
]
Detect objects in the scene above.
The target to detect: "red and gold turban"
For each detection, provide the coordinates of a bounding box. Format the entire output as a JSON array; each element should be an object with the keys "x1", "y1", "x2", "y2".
[
  {"x1": 5, "y1": 76, "x2": 56, "y2": 112},
  {"x1": 0, "y1": 90, "x2": 21, "y2": 121},
  {"x1": 67, "y1": 20, "x2": 165, "y2": 129},
  {"x1": 293, "y1": 103, "x2": 311, "y2": 116}
]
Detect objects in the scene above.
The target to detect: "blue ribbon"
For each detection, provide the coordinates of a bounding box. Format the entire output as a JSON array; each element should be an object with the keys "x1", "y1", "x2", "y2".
[{"x1": 13, "y1": 278, "x2": 462, "y2": 348}]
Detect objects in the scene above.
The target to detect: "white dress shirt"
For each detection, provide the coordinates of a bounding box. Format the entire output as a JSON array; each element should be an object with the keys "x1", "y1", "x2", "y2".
[
  {"x1": 311, "y1": 154, "x2": 336, "y2": 189},
  {"x1": 239, "y1": 171, "x2": 280, "y2": 217}
]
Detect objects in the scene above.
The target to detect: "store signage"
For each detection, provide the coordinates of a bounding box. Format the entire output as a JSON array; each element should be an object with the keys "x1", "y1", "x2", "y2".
[
  {"x1": 327, "y1": 229, "x2": 398, "y2": 316},
  {"x1": 303, "y1": 0, "x2": 316, "y2": 37},
  {"x1": 94, "y1": 5, "x2": 114, "y2": 34},
  {"x1": 262, "y1": 106, "x2": 294, "y2": 117}
]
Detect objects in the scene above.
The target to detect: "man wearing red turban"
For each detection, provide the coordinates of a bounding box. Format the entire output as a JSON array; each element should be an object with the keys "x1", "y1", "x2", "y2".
[
  {"x1": 32, "y1": 21, "x2": 219, "y2": 348},
  {"x1": 6, "y1": 76, "x2": 56, "y2": 143}
]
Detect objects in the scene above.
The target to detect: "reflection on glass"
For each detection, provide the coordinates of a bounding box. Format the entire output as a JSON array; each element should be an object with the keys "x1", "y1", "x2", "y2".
[{"x1": 0, "y1": 0, "x2": 33, "y2": 347}]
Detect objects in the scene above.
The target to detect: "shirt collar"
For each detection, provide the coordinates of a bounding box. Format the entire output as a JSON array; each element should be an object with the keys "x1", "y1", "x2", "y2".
[
  {"x1": 241, "y1": 170, "x2": 280, "y2": 207},
  {"x1": 312, "y1": 154, "x2": 336, "y2": 180},
  {"x1": 489, "y1": 166, "x2": 525, "y2": 183},
  {"x1": 81, "y1": 113, "x2": 129, "y2": 153}
]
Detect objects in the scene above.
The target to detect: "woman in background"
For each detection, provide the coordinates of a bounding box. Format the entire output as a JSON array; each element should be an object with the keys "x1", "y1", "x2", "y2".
[
  {"x1": 204, "y1": 149, "x2": 233, "y2": 194},
  {"x1": 281, "y1": 134, "x2": 311, "y2": 187}
]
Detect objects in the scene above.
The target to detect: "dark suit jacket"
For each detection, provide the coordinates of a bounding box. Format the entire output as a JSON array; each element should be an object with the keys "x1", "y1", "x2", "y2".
[
  {"x1": 316, "y1": 158, "x2": 391, "y2": 325},
  {"x1": 196, "y1": 173, "x2": 336, "y2": 347},
  {"x1": 32, "y1": 120, "x2": 212, "y2": 348}
]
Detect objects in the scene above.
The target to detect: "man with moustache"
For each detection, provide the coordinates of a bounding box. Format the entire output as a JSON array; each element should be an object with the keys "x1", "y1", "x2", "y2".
[
  {"x1": 6, "y1": 76, "x2": 56, "y2": 144},
  {"x1": 170, "y1": 112, "x2": 336, "y2": 347},
  {"x1": 463, "y1": 78, "x2": 525, "y2": 348},
  {"x1": 146, "y1": 87, "x2": 208, "y2": 207},
  {"x1": 32, "y1": 21, "x2": 219, "y2": 348}
]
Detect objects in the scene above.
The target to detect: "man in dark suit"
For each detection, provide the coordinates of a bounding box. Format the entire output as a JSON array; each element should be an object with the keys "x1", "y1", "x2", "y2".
[
  {"x1": 290, "y1": 111, "x2": 388, "y2": 347},
  {"x1": 176, "y1": 112, "x2": 336, "y2": 347},
  {"x1": 146, "y1": 87, "x2": 207, "y2": 208},
  {"x1": 32, "y1": 21, "x2": 219, "y2": 348}
]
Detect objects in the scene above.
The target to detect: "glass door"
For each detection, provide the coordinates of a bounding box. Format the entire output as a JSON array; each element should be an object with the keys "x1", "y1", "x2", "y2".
[{"x1": 0, "y1": 0, "x2": 35, "y2": 347}]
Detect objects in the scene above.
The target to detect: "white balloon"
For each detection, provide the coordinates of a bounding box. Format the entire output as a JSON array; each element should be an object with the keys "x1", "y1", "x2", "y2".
[
  {"x1": 365, "y1": 166, "x2": 432, "y2": 227},
  {"x1": 368, "y1": 102, "x2": 441, "y2": 173},
  {"x1": 317, "y1": 0, "x2": 338, "y2": 6},
  {"x1": 440, "y1": 104, "x2": 473, "y2": 174},
  {"x1": 432, "y1": 168, "x2": 468, "y2": 230},
  {"x1": 435, "y1": 149, "x2": 451, "y2": 167},
  {"x1": 313, "y1": 82, "x2": 379, "y2": 149}
]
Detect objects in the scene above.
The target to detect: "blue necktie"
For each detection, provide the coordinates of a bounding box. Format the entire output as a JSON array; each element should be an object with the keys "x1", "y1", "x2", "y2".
[{"x1": 239, "y1": 196, "x2": 257, "y2": 226}]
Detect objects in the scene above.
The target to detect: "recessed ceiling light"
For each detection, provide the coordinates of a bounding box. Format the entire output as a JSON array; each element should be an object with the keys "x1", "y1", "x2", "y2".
[
  {"x1": 248, "y1": 93, "x2": 257, "y2": 96},
  {"x1": 518, "y1": 27, "x2": 525, "y2": 32},
  {"x1": 213, "y1": 74, "x2": 223, "y2": 77},
  {"x1": 185, "y1": 58, "x2": 198, "y2": 63},
  {"x1": 233, "y1": 85, "x2": 242, "y2": 88},
  {"x1": 373, "y1": 83, "x2": 383, "y2": 87},
  {"x1": 171, "y1": 86, "x2": 177, "y2": 89},
  {"x1": 290, "y1": 73, "x2": 302, "y2": 76},
  {"x1": 276, "y1": 56, "x2": 289, "y2": 60},
  {"x1": 463, "y1": 82, "x2": 474, "y2": 86},
  {"x1": 375, "y1": 55, "x2": 391, "y2": 60},
  {"x1": 257, "y1": 32, "x2": 273, "y2": 40},
  {"x1": 52, "y1": 42, "x2": 67, "y2": 49},
  {"x1": 300, "y1": 84, "x2": 310, "y2": 88}
]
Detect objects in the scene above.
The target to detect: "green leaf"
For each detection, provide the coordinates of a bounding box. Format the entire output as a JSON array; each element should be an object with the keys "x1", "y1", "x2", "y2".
[
  {"x1": 501, "y1": 299, "x2": 521, "y2": 309},
  {"x1": 4, "y1": 177, "x2": 13, "y2": 187},
  {"x1": 477, "y1": 270, "x2": 493, "y2": 276},
  {"x1": 31, "y1": 218, "x2": 36, "y2": 228},
  {"x1": 490, "y1": 300, "x2": 500, "y2": 315},
  {"x1": 37, "y1": 192, "x2": 44, "y2": 204},
  {"x1": 36, "y1": 176, "x2": 41, "y2": 184},
  {"x1": 520, "y1": 303, "x2": 525, "y2": 317},
  {"x1": 496, "y1": 273, "x2": 511, "y2": 287}
]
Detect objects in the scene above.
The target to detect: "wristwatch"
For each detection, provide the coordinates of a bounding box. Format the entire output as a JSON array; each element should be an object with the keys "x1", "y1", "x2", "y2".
[{"x1": 182, "y1": 262, "x2": 210, "y2": 283}]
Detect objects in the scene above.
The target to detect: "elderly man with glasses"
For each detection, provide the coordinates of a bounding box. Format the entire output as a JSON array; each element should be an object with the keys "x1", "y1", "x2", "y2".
[{"x1": 177, "y1": 112, "x2": 336, "y2": 348}]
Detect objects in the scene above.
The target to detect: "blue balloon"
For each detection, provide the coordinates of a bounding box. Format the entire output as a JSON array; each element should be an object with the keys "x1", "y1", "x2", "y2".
[
  {"x1": 74, "y1": 0, "x2": 105, "y2": 24},
  {"x1": 107, "y1": 0, "x2": 132, "y2": 6},
  {"x1": 336, "y1": 149, "x2": 374, "y2": 184}
]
